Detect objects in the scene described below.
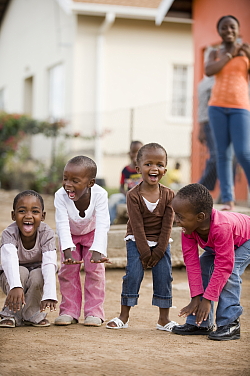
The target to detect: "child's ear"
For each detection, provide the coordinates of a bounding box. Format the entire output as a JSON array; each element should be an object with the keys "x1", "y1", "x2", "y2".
[
  {"x1": 197, "y1": 212, "x2": 206, "y2": 222},
  {"x1": 11, "y1": 211, "x2": 15, "y2": 221},
  {"x1": 136, "y1": 165, "x2": 141, "y2": 174},
  {"x1": 88, "y1": 178, "x2": 95, "y2": 188},
  {"x1": 163, "y1": 168, "x2": 167, "y2": 176},
  {"x1": 41, "y1": 211, "x2": 46, "y2": 221}
]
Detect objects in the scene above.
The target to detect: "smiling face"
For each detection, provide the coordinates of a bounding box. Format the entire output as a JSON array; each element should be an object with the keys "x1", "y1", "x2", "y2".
[
  {"x1": 172, "y1": 196, "x2": 205, "y2": 235},
  {"x1": 63, "y1": 162, "x2": 95, "y2": 201},
  {"x1": 218, "y1": 16, "x2": 239, "y2": 44},
  {"x1": 136, "y1": 147, "x2": 167, "y2": 186},
  {"x1": 11, "y1": 195, "x2": 45, "y2": 240}
]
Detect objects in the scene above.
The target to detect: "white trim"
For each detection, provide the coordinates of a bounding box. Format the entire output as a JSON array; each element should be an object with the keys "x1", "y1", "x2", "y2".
[
  {"x1": 65, "y1": 1, "x2": 192, "y2": 24},
  {"x1": 71, "y1": 3, "x2": 157, "y2": 20},
  {"x1": 166, "y1": 63, "x2": 193, "y2": 123},
  {"x1": 155, "y1": 0, "x2": 174, "y2": 25}
]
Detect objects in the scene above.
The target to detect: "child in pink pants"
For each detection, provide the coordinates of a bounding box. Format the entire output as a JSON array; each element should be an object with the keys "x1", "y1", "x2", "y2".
[{"x1": 54, "y1": 156, "x2": 110, "y2": 327}]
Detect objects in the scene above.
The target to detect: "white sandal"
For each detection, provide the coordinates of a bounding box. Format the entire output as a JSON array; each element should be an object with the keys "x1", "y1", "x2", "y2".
[
  {"x1": 156, "y1": 321, "x2": 178, "y2": 332},
  {"x1": 106, "y1": 317, "x2": 129, "y2": 329},
  {"x1": 0, "y1": 317, "x2": 15, "y2": 328}
]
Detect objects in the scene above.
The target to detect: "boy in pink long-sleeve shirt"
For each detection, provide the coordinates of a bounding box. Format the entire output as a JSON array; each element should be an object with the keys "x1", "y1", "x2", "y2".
[{"x1": 171, "y1": 183, "x2": 250, "y2": 341}]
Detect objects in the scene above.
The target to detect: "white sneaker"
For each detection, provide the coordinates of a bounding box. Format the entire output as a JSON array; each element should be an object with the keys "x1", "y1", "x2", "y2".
[
  {"x1": 54, "y1": 314, "x2": 78, "y2": 326},
  {"x1": 84, "y1": 316, "x2": 102, "y2": 327}
]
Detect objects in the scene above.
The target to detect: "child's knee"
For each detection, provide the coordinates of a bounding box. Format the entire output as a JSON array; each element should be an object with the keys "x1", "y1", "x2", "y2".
[
  {"x1": 28, "y1": 268, "x2": 44, "y2": 289},
  {"x1": 19, "y1": 266, "x2": 30, "y2": 286}
]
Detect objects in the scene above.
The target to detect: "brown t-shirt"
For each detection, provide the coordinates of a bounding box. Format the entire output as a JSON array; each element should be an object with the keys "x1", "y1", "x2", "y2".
[{"x1": 126, "y1": 182, "x2": 174, "y2": 262}]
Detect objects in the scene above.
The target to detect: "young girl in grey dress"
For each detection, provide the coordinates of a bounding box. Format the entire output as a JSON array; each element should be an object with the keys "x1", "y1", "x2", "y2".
[{"x1": 0, "y1": 190, "x2": 57, "y2": 328}]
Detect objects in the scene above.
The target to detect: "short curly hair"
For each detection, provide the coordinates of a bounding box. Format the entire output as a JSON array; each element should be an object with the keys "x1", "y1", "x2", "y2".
[
  {"x1": 176, "y1": 183, "x2": 213, "y2": 214},
  {"x1": 67, "y1": 155, "x2": 97, "y2": 179},
  {"x1": 13, "y1": 190, "x2": 44, "y2": 211},
  {"x1": 136, "y1": 143, "x2": 167, "y2": 165}
]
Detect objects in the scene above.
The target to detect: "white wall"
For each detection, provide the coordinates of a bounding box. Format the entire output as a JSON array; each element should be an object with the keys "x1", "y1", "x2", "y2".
[{"x1": 0, "y1": 0, "x2": 76, "y2": 160}]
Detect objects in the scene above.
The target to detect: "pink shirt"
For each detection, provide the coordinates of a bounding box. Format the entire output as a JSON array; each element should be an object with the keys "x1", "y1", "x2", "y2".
[{"x1": 182, "y1": 208, "x2": 250, "y2": 302}]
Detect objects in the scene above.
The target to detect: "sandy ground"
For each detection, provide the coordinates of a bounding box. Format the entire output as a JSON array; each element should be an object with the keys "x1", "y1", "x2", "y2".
[{"x1": 0, "y1": 190, "x2": 250, "y2": 376}]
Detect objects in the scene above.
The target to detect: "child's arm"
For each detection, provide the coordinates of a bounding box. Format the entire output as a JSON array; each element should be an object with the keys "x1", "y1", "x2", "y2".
[
  {"x1": 147, "y1": 190, "x2": 174, "y2": 267},
  {"x1": 202, "y1": 225, "x2": 235, "y2": 302},
  {"x1": 54, "y1": 190, "x2": 82, "y2": 264},
  {"x1": 126, "y1": 190, "x2": 151, "y2": 269},
  {"x1": 89, "y1": 189, "x2": 111, "y2": 263},
  {"x1": 119, "y1": 168, "x2": 126, "y2": 195},
  {"x1": 1, "y1": 244, "x2": 25, "y2": 312},
  {"x1": 40, "y1": 249, "x2": 58, "y2": 312},
  {"x1": 119, "y1": 183, "x2": 126, "y2": 196}
]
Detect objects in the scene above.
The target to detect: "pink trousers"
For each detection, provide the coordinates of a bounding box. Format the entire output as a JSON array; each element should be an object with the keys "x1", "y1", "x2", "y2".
[{"x1": 58, "y1": 230, "x2": 105, "y2": 321}]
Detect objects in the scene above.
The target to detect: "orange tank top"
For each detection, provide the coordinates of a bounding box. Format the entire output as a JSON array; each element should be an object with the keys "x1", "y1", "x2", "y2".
[{"x1": 209, "y1": 56, "x2": 250, "y2": 110}]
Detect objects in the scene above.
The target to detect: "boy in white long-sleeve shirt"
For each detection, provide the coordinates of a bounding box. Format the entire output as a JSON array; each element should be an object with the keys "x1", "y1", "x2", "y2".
[
  {"x1": 0, "y1": 190, "x2": 57, "y2": 328},
  {"x1": 54, "y1": 155, "x2": 110, "y2": 327}
]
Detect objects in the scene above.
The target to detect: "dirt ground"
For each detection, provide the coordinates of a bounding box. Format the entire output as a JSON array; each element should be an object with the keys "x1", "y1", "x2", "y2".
[{"x1": 0, "y1": 190, "x2": 249, "y2": 376}]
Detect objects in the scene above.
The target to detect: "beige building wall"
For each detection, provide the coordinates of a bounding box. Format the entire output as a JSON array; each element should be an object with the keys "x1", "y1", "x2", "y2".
[{"x1": 73, "y1": 16, "x2": 193, "y2": 187}]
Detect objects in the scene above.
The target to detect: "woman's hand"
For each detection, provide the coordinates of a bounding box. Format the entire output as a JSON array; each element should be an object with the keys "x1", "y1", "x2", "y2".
[
  {"x1": 40, "y1": 299, "x2": 57, "y2": 312},
  {"x1": 4, "y1": 287, "x2": 25, "y2": 313}
]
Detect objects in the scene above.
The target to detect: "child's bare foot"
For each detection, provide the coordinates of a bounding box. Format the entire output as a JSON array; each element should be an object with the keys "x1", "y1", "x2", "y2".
[{"x1": 157, "y1": 318, "x2": 171, "y2": 327}]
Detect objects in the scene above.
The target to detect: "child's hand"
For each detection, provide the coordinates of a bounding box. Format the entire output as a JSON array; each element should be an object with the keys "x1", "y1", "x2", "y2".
[
  {"x1": 63, "y1": 248, "x2": 83, "y2": 264},
  {"x1": 147, "y1": 252, "x2": 161, "y2": 268},
  {"x1": 5, "y1": 287, "x2": 25, "y2": 313},
  {"x1": 195, "y1": 298, "x2": 211, "y2": 326},
  {"x1": 178, "y1": 295, "x2": 201, "y2": 318},
  {"x1": 90, "y1": 251, "x2": 111, "y2": 264},
  {"x1": 141, "y1": 254, "x2": 151, "y2": 269},
  {"x1": 40, "y1": 299, "x2": 57, "y2": 312}
]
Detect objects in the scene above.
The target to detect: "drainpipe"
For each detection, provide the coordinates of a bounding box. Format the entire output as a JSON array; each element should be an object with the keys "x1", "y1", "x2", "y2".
[{"x1": 94, "y1": 12, "x2": 115, "y2": 180}]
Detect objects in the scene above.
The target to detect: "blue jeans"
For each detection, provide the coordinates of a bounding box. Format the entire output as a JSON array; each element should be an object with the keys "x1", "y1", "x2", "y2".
[
  {"x1": 121, "y1": 240, "x2": 173, "y2": 308},
  {"x1": 186, "y1": 239, "x2": 250, "y2": 328},
  {"x1": 108, "y1": 193, "x2": 126, "y2": 224},
  {"x1": 198, "y1": 122, "x2": 217, "y2": 191},
  {"x1": 208, "y1": 106, "x2": 250, "y2": 203}
]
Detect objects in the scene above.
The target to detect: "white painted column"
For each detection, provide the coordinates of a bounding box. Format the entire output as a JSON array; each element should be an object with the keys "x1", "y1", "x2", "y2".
[{"x1": 94, "y1": 12, "x2": 115, "y2": 178}]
